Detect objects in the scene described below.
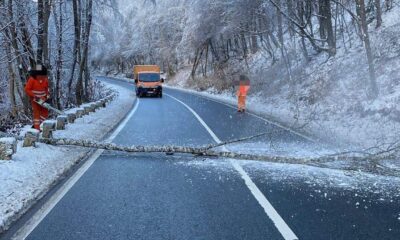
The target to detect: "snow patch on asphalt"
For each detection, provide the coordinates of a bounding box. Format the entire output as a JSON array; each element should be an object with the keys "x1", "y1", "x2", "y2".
[
  {"x1": 241, "y1": 161, "x2": 400, "y2": 200},
  {"x1": 0, "y1": 79, "x2": 135, "y2": 233},
  {"x1": 225, "y1": 141, "x2": 336, "y2": 158},
  {"x1": 178, "y1": 158, "x2": 400, "y2": 202}
]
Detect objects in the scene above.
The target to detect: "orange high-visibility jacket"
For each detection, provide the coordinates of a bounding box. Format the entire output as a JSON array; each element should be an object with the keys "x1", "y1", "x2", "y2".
[
  {"x1": 25, "y1": 76, "x2": 49, "y2": 100},
  {"x1": 237, "y1": 85, "x2": 250, "y2": 96}
]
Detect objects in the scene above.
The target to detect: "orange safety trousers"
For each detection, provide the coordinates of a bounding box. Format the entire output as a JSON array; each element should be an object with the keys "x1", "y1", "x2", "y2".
[
  {"x1": 238, "y1": 96, "x2": 246, "y2": 111},
  {"x1": 32, "y1": 101, "x2": 48, "y2": 130},
  {"x1": 237, "y1": 85, "x2": 249, "y2": 111}
]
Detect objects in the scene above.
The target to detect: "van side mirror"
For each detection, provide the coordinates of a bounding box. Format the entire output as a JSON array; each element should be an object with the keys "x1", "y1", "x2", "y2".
[
  {"x1": 161, "y1": 78, "x2": 164, "y2": 83},
  {"x1": 135, "y1": 79, "x2": 138, "y2": 84}
]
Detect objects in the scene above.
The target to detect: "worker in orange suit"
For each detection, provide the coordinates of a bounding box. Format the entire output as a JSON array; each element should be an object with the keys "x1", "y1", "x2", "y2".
[
  {"x1": 236, "y1": 75, "x2": 250, "y2": 113},
  {"x1": 25, "y1": 65, "x2": 50, "y2": 130}
]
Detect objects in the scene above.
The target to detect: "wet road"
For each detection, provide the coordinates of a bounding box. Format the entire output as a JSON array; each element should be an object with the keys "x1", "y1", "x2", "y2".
[{"x1": 8, "y1": 77, "x2": 400, "y2": 239}]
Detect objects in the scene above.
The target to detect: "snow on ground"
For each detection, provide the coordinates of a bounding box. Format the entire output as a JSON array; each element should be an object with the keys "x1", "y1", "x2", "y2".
[
  {"x1": 0, "y1": 80, "x2": 136, "y2": 233},
  {"x1": 167, "y1": 6, "x2": 400, "y2": 152},
  {"x1": 166, "y1": 79, "x2": 400, "y2": 176},
  {"x1": 177, "y1": 158, "x2": 400, "y2": 202},
  {"x1": 166, "y1": 6, "x2": 400, "y2": 173}
]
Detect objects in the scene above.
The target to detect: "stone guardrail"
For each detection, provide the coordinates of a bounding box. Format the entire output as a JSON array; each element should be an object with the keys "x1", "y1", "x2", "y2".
[{"x1": 0, "y1": 94, "x2": 116, "y2": 160}]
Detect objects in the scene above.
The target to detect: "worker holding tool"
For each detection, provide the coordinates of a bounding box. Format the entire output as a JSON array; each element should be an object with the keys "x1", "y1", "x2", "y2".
[
  {"x1": 236, "y1": 75, "x2": 250, "y2": 113},
  {"x1": 25, "y1": 65, "x2": 50, "y2": 130}
]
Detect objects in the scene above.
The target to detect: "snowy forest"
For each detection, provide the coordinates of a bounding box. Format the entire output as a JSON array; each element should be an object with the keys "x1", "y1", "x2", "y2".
[
  {"x1": 0, "y1": 0, "x2": 115, "y2": 130},
  {"x1": 1, "y1": 0, "x2": 400, "y2": 148}
]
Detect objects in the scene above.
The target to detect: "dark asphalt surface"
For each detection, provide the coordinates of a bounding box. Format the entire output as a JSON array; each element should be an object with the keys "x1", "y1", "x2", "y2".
[{"x1": 20, "y1": 78, "x2": 400, "y2": 239}]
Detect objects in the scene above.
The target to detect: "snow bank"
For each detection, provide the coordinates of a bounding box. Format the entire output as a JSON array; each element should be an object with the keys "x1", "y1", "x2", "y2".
[{"x1": 0, "y1": 80, "x2": 136, "y2": 233}]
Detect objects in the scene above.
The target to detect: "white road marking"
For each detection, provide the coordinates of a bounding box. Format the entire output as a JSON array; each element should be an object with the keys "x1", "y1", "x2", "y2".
[
  {"x1": 230, "y1": 160, "x2": 299, "y2": 240},
  {"x1": 165, "y1": 86, "x2": 315, "y2": 143},
  {"x1": 13, "y1": 99, "x2": 140, "y2": 240},
  {"x1": 166, "y1": 93, "x2": 298, "y2": 240},
  {"x1": 106, "y1": 98, "x2": 140, "y2": 143},
  {"x1": 165, "y1": 93, "x2": 221, "y2": 144}
]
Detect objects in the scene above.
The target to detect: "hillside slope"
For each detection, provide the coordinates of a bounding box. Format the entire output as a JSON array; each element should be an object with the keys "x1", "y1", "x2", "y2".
[{"x1": 169, "y1": 7, "x2": 400, "y2": 150}]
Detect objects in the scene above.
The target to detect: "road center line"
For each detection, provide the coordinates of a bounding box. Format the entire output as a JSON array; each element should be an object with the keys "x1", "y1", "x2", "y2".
[
  {"x1": 13, "y1": 98, "x2": 140, "y2": 240},
  {"x1": 165, "y1": 93, "x2": 298, "y2": 240}
]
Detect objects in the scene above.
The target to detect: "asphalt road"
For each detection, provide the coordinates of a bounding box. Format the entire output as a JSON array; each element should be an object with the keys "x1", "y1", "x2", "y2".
[{"x1": 10, "y1": 78, "x2": 400, "y2": 239}]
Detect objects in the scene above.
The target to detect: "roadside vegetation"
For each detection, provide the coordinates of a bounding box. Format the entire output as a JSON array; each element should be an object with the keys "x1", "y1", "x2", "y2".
[
  {"x1": 93, "y1": 0, "x2": 400, "y2": 150},
  {"x1": 0, "y1": 0, "x2": 116, "y2": 132}
]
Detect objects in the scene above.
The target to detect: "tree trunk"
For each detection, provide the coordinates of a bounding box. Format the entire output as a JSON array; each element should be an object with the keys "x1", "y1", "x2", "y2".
[
  {"x1": 319, "y1": 0, "x2": 336, "y2": 55},
  {"x1": 318, "y1": 0, "x2": 327, "y2": 42},
  {"x1": 357, "y1": 0, "x2": 378, "y2": 98},
  {"x1": 37, "y1": 0, "x2": 44, "y2": 64},
  {"x1": 43, "y1": 0, "x2": 51, "y2": 66},
  {"x1": 324, "y1": 0, "x2": 336, "y2": 55},
  {"x1": 276, "y1": 0, "x2": 284, "y2": 46},
  {"x1": 54, "y1": 0, "x2": 63, "y2": 109},
  {"x1": 76, "y1": 0, "x2": 93, "y2": 105},
  {"x1": 375, "y1": 0, "x2": 382, "y2": 28},
  {"x1": 68, "y1": 0, "x2": 81, "y2": 103},
  {"x1": 286, "y1": 0, "x2": 294, "y2": 37},
  {"x1": 250, "y1": 15, "x2": 258, "y2": 54},
  {"x1": 6, "y1": 46, "x2": 17, "y2": 117}
]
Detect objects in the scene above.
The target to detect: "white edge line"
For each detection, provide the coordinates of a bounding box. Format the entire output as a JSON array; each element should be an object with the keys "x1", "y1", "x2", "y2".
[
  {"x1": 165, "y1": 85, "x2": 315, "y2": 143},
  {"x1": 230, "y1": 160, "x2": 298, "y2": 240},
  {"x1": 166, "y1": 93, "x2": 298, "y2": 240},
  {"x1": 106, "y1": 98, "x2": 140, "y2": 143},
  {"x1": 165, "y1": 93, "x2": 221, "y2": 144},
  {"x1": 14, "y1": 99, "x2": 140, "y2": 240}
]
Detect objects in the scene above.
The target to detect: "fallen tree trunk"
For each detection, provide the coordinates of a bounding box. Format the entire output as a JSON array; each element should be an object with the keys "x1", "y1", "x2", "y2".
[
  {"x1": 0, "y1": 131, "x2": 397, "y2": 170},
  {"x1": 38, "y1": 138, "x2": 388, "y2": 165}
]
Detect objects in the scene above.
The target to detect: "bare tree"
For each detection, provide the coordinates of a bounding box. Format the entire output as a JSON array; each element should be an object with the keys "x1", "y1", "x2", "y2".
[
  {"x1": 375, "y1": 0, "x2": 382, "y2": 28},
  {"x1": 68, "y1": 0, "x2": 81, "y2": 103},
  {"x1": 76, "y1": 0, "x2": 93, "y2": 105},
  {"x1": 53, "y1": 0, "x2": 63, "y2": 109},
  {"x1": 357, "y1": 0, "x2": 378, "y2": 98}
]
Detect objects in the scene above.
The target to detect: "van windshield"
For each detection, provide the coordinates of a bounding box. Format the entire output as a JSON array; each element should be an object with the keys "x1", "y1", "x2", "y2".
[{"x1": 139, "y1": 73, "x2": 160, "y2": 82}]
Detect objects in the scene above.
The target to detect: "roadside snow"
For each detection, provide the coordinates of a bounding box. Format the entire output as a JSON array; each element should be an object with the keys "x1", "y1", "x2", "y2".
[
  {"x1": 0, "y1": 80, "x2": 136, "y2": 233},
  {"x1": 0, "y1": 144, "x2": 88, "y2": 231}
]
